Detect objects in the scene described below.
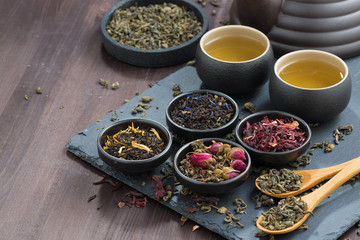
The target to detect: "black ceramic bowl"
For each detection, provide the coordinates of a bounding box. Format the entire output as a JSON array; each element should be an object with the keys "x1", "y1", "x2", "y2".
[
  {"x1": 235, "y1": 111, "x2": 311, "y2": 166},
  {"x1": 165, "y1": 90, "x2": 240, "y2": 140},
  {"x1": 101, "y1": 0, "x2": 208, "y2": 67},
  {"x1": 97, "y1": 118, "x2": 172, "y2": 173},
  {"x1": 173, "y1": 138, "x2": 252, "y2": 194}
]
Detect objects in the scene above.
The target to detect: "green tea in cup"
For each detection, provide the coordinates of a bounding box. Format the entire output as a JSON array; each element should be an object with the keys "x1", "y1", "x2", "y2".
[
  {"x1": 279, "y1": 59, "x2": 345, "y2": 89},
  {"x1": 203, "y1": 35, "x2": 267, "y2": 62}
]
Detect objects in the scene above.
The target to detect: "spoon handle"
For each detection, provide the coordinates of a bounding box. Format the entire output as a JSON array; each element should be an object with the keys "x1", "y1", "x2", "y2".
[
  {"x1": 296, "y1": 157, "x2": 360, "y2": 182},
  {"x1": 302, "y1": 156, "x2": 360, "y2": 211}
]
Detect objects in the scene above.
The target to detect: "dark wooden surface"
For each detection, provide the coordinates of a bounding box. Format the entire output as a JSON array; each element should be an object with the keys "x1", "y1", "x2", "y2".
[{"x1": 0, "y1": 0, "x2": 359, "y2": 239}]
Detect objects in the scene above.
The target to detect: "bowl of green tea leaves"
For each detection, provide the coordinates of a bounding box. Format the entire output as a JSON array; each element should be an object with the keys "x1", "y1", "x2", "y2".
[
  {"x1": 97, "y1": 118, "x2": 172, "y2": 173},
  {"x1": 173, "y1": 138, "x2": 252, "y2": 194},
  {"x1": 101, "y1": 0, "x2": 208, "y2": 67}
]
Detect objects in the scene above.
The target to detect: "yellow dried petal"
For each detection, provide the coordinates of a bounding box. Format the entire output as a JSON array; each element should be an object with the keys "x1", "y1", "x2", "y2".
[
  {"x1": 150, "y1": 128, "x2": 162, "y2": 141},
  {"x1": 131, "y1": 141, "x2": 150, "y2": 152}
]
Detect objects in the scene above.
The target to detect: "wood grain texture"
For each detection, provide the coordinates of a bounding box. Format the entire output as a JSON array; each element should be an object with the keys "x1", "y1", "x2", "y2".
[{"x1": 0, "y1": 0, "x2": 358, "y2": 239}]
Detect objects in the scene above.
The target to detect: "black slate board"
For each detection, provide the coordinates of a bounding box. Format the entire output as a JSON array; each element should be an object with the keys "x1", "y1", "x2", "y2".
[{"x1": 67, "y1": 55, "x2": 360, "y2": 240}]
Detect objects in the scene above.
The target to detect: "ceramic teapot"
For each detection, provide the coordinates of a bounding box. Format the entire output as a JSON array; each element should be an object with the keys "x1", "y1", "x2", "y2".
[{"x1": 230, "y1": 0, "x2": 360, "y2": 58}]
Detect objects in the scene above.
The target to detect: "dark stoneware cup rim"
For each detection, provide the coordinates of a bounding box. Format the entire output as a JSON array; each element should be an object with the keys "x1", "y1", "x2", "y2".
[
  {"x1": 274, "y1": 49, "x2": 349, "y2": 91},
  {"x1": 173, "y1": 138, "x2": 252, "y2": 191},
  {"x1": 165, "y1": 89, "x2": 240, "y2": 134},
  {"x1": 235, "y1": 110, "x2": 312, "y2": 156},
  {"x1": 97, "y1": 118, "x2": 172, "y2": 164},
  {"x1": 199, "y1": 25, "x2": 271, "y2": 63}
]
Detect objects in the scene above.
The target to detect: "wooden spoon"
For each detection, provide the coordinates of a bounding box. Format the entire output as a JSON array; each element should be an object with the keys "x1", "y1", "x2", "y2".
[
  {"x1": 256, "y1": 156, "x2": 360, "y2": 235},
  {"x1": 255, "y1": 157, "x2": 360, "y2": 198}
]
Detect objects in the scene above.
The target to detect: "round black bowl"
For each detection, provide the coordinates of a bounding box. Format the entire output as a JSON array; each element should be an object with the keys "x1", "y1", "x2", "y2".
[
  {"x1": 165, "y1": 90, "x2": 240, "y2": 140},
  {"x1": 97, "y1": 118, "x2": 172, "y2": 173},
  {"x1": 235, "y1": 111, "x2": 311, "y2": 166},
  {"x1": 101, "y1": 0, "x2": 208, "y2": 67},
  {"x1": 173, "y1": 138, "x2": 252, "y2": 194}
]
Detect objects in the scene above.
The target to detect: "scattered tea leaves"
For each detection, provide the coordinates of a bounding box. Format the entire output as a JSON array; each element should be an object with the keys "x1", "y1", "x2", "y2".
[
  {"x1": 36, "y1": 87, "x2": 42, "y2": 94},
  {"x1": 242, "y1": 102, "x2": 256, "y2": 113},
  {"x1": 24, "y1": 95, "x2": 29, "y2": 100},
  {"x1": 98, "y1": 78, "x2": 109, "y2": 87},
  {"x1": 172, "y1": 83, "x2": 182, "y2": 96},
  {"x1": 141, "y1": 96, "x2": 154, "y2": 103},
  {"x1": 111, "y1": 81, "x2": 120, "y2": 90}
]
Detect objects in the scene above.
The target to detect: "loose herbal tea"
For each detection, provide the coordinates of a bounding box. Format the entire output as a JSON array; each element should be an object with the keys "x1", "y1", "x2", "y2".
[
  {"x1": 279, "y1": 59, "x2": 344, "y2": 89},
  {"x1": 106, "y1": 3, "x2": 202, "y2": 50},
  {"x1": 257, "y1": 168, "x2": 304, "y2": 194},
  {"x1": 259, "y1": 196, "x2": 311, "y2": 230},
  {"x1": 170, "y1": 92, "x2": 235, "y2": 130},
  {"x1": 242, "y1": 116, "x2": 307, "y2": 152},
  {"x1": 102, "y1": 123, "x2": 166, "y2": 160},
  {"x1": 178, "y1": 139, "x2": 247, "y2": 182}
]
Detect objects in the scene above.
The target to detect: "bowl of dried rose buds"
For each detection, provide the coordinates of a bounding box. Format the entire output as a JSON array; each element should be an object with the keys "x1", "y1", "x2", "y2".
[
  {"x1": 97, "y1": 118, "x2": 172, "y2": 173},
  {"x1": 165, "y1": 90, "x2": 240, "y2": 141},
  {"x1": 173, "y1": 138, "x2": 252, "y2": 194},
  {"x1": 235, "y1": 110, "x2": 311, "y2": 166}
]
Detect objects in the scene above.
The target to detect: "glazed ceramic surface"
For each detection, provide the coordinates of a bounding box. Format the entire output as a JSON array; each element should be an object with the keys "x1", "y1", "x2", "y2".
[
  {"x1": 101, "y1": 0, "x2": 208, "y2": 67},
  {"x1": 195, "y1": 25, "x2": 273, "y2": 95},
  {"x1": 269, "y1": 50, "x2": 351, "y2": 123},
  {"x1": 230, "y1": 0, "x2": 360, "y2": 58},
  {"x1": 97, "y1": 118, "x2": 172, "y2": 173},
  {"x1": 173, "y1": 138, "x2": 252, "y2": 194},
  {"x1": 235, "y1": 111, "x2": 312, "y2": 166},
  {"x1": 165, "y1": 90, "x2": 240, "y2": 140}
]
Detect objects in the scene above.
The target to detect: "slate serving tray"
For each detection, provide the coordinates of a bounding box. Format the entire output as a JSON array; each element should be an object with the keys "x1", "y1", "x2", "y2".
[{"x1": 67, "y1": 55, "x2": 360, "y2": 240}]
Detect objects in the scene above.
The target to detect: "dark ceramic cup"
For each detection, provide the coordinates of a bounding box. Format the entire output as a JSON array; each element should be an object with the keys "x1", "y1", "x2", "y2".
[
  {"x1": 101, "y1": 0, "x2": 208, "y2": 67},
  {"x1": 195, "y1": 25, "x2": 273, "y2": 95},
  {"x1": 269, "y1": 50, "x2": 351, "y2": 123},
  {"x1": 97, "y1": 118, "x2": 172, "y2": 173},
  {"x1": 173, "y1": 138, "x2": 252, "y2": 194}
]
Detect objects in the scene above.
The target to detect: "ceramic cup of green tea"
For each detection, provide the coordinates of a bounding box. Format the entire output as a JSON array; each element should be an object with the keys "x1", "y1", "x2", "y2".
[
  {"x1": 195, "y1": 25, "x2": 273, "y2": 95},
  {"x1": 269, "y1": 49, "x2": 351, "y2": 122}
]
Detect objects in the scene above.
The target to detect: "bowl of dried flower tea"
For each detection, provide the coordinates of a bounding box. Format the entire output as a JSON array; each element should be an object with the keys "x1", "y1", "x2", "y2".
[
  {"x1": 101, "y1": 0, "x2": 208, "y2": 67},
  {"x1": 165, "y1": 90, "x2": 240, "y2": 141},
  {"x1": 97, "y1": 118, "x2": 172, "y2": 173},
  {"x1": 173, "y1": 138, "x2": 252, "y2": 194},
  {"x1": 235, "y1": 110, "x2": 311, "y2": 166}
]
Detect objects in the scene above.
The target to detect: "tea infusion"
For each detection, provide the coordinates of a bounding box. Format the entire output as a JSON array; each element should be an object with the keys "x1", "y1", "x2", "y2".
[
  {"x1": 204, "y1": 35, "x2": 266, "y2": 62},
  {"x1": 279, "y1": 60, "x2": 344, "y2": 89}
]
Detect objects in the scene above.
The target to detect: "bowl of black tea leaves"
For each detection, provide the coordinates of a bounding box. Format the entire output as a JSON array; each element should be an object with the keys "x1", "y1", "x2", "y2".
[
  {"x1": 97, "y1": 118, "x2": 172, "y2": 173},
  {"x1": 166, "y1": 90, "x2": 239, "y2": 140},
  {"x1": 101, "y1": 0, "x2": 208, "y2": 67},
  {"x1": 235, "y1": 110, "x2": 311, "y2": 166},
  {"x1": 173, "y1": 138, "x2": 252, "y2": 194}
]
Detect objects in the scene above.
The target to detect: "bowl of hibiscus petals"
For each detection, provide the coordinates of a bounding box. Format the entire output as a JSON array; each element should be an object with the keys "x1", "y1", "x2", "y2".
[
  {"x1": 173, "y1": 138, "x2": 251, "y2": 194},
  {"x1": 235, "y1": 110, "x2": 311, "y2": 166}
]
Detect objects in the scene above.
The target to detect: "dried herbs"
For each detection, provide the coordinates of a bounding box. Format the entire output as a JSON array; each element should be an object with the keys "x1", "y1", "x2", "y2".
[
  {"x1": 170, "y1": 92, "x2": 235, "y2": 130},
  {"x1": 242, "y1": 116, "x2": 307, "y2": 152},
  {"x1": 106, "y1": 3, "x2": 202, "y2": 50},
  {"x1": 102, "y1": 123, "x2": 166, "y2": 160},
  {"x1": 178, "y1": 139, "x2": 248, "y2": 182},
  {"x1": 259, "y1": 196, "x2": 311, "y2": 230},
  {"x1": 257, "y1": 168, "x2": 304, "y2": 194}
]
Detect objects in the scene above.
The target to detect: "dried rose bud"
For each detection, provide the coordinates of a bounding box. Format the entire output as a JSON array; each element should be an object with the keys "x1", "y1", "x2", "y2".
[
  {"x1": 208, "y1": 142, "x2": 223, "y2": 155},
  {"x1": 223, "y1": 171, "x2": 240, "y2": 180},
  {"x1": 188, "y1": 153, "x2": 214, "y2": 168},
  {"x1": 227, "y1": 148, "x2": 246, "y2": 161},
  {"x1": 231, "y1": 160, "x2": 247, "y2": 172}
]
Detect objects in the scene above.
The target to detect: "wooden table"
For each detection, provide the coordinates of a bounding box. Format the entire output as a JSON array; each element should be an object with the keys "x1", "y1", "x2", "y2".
[{"x1": 0, "y1": 0, "x2": 359, "y2": 239}]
